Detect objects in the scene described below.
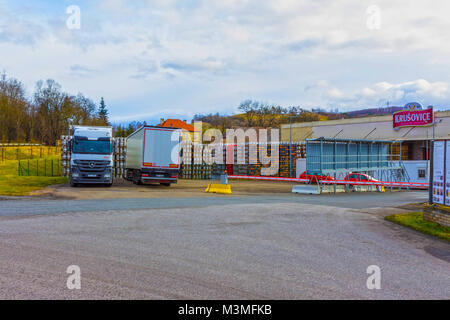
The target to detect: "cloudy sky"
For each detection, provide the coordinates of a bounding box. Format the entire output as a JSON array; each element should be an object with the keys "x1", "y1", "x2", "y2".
[{"x1": 1, "y1": 0, "x2": 450, "y2": 124}]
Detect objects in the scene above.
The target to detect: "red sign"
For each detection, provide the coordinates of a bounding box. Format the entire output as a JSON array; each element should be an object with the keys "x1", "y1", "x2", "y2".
[{"x1": 393, "y1": 107, "x2": 434, "y2": 128}]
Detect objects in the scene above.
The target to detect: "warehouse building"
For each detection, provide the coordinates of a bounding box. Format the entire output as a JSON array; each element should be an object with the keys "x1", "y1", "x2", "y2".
[
  {"x1": 281, "y1": 109, "x2": 450, "y2": 182},
  {"x1": 281, "y1": 110, "x2": 450, "y2": 160}
]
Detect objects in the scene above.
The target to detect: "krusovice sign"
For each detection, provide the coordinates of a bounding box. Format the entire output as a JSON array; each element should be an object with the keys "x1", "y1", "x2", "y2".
[{"x1": 393, "y1": 105, "x2": 434, "y2": 129}]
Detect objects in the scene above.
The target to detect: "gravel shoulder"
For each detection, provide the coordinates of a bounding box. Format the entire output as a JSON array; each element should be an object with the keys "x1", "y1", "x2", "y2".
[{"x1": 31, "y1": 179, "x2": 297, "y2": 200}]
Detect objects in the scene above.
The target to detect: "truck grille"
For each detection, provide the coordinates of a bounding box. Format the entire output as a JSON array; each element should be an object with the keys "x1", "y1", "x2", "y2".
[{"x1": 74, "y1": 160, "x2": 109, "y2": 172}]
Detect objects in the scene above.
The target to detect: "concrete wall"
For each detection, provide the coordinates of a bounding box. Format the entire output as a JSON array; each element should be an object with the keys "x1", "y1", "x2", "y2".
[
  {"x1": 424, "y1": 207, "x2": 450, "y2": 227},
  {"x1": 390, "y1": 160, "x2": 429, "y2": 183},
  {"x1": 296, "y1": 158, "x2": 306, "y2": 178},
  {"x1": 409, "y1": 141, "x2": 428, "y2": 160}
]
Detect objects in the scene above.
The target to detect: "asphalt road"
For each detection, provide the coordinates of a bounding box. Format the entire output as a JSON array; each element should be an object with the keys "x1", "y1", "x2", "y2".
[
  {"x1": 0, "y1": 191, "x2": 428, "y2": 216},
  {"x1": 0, "y1": 191, "x2": 448, "y2": 299}
]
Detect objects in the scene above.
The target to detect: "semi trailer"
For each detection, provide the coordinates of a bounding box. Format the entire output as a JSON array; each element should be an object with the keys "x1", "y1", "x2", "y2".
[
  {"x1": 125, "y1": 125, "x2": 182, "y2": 186},
  {"x1": 69, "y1": 125, "x2": 114, "y2": 187}
]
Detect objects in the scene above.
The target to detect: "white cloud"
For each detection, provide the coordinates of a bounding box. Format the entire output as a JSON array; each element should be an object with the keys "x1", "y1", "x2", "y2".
[
  {"x1": 0, "y1": 0, "x2": 450, "y2": 123},
  {"x1": 304, "y1": 79, "x2": 450, "y2": 110},
  {"x1": 327, "y1": 88, "x2": 345, "y2": 100}
]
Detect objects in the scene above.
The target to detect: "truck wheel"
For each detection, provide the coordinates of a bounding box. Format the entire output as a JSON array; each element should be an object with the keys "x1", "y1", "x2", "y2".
[
  {"x1": 105, "y1": 183, "x2": 113, "y2": 187},
  {"x1": 70, "y1": 181, "x2": 78, "y2": 187},
  {"x1": 125, "y1": 170, "x2": 133, "y2": 181},
  {"x1": 160, "y1": 183, "x2": 171, "y2": 187}
]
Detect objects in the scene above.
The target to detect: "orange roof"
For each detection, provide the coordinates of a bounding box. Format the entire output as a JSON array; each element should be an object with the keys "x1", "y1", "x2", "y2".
[{"x1": 158, "y1": 119, "x2": 195, "y2": 132}]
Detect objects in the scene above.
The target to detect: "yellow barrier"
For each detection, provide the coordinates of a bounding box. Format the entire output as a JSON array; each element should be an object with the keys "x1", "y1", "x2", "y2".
[{"x1": 205, "y1": 183, "x2": 232, "y2": 194}]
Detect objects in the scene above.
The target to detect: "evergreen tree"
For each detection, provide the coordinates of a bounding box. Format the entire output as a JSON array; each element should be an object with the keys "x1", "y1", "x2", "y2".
[
  {"x1": 114, "y1": 125, "x2": 124, "y2": 137},
  {"x1": 98, "y1": 97, "x2": 109, "y2": 124},
  {"x1": 126, "y1": 123, "x2": 135, "y2": 136}
]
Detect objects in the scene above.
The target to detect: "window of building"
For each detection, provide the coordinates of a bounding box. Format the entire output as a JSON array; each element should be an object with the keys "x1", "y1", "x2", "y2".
[{"x1": 418, "y1": 168, "x2": 426, "y2": 179}]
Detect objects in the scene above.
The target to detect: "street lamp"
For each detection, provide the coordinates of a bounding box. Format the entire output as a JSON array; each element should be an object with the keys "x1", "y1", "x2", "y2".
[
  {"x1": 68, "y1": 118, "x2": 74, "y2": 137},
  {"x1": 289, "y1": 115, "x2": 296, "y2": 178}
]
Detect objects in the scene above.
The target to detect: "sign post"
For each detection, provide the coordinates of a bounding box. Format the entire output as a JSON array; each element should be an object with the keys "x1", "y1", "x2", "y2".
[
  {"x1": 446, "y1": 141, "x2": 450, "y2": 206},
  {"x1": 431, "y1": 140, "x2": 446, "y2": 205}
]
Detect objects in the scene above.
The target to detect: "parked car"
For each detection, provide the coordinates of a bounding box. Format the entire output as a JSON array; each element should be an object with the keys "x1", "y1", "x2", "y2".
[
  {"x1": 299, "y1": 171, "x2": 334, "y2": 183},
  {"x1": 344, "y1": 172, "x2": 383, "y2": 191},
  {"x1": 343, "y1": 172, "x2": 379, "y2": 183}
]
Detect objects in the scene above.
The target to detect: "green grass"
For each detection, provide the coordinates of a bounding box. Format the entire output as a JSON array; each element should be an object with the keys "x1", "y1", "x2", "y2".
[
  {"x1": 0, "y1": 175, "x2": 68, "y2": 196},
  {"x1": 385, "y1": 212, "x2": 450, "y2": 242},
  {"x1": 0, "y1": 157, "x2": 68, "y2": 196}
]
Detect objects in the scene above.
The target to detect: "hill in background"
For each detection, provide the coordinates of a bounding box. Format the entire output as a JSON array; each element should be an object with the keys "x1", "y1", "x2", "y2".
[{"x1": 192, "y1": 102, "x2": 405, "y2": 133}]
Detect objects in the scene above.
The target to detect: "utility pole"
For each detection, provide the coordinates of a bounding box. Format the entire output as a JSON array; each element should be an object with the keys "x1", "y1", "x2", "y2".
[
  {"x1": 68, "y1": 118, "x2": 74, "y2": 137},
  {"x1": 432, "y1": 120, "x2": 435, "y2": 140},
  {"x1": 289, "y1": 116, "x2": 293, "y2": 178},
  {"x1": 429, "y1": 108, "x2": 437, "y2": 204}
]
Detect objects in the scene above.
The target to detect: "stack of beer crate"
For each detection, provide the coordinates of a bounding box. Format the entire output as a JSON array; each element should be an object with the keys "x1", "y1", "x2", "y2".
[
  {"x1": 180, "y1": 164, "x2": 189, "y2": 179},
  {"x1": 297, "y1": 142, "x2": 306, "y2": 158},
  {"x1": 180, "y1": 142, "x2": 213, "y2": 179},
  {"x1": 247, "y1": 142, "x2": 261, "y2": 176},
  {"x1": 188, "y1": 164, "x2": 209, "y2": 179},
  {"x1": 278, "y1": 143, "x2": 292, "y2": 177},
  {"x1": 260, "y1": 143, "x2": 279, "y2": 176},
  {"x1": 192, "y1": 144, "x2": 203, "y2": 179},
  {"x1": 177, "y1": 141, "x2": 306, "y2": 179},
  {"x1": 202, "y1": 164, "x2": 213, "y2": 179},
  {"x1": 113, "y1": 137, "x2": 126, "y2": 178},
  {"x1": 248, "y1": 164, "x2": 261, "y2": 176},
  {"x1": 60, "y1": 135, "x2": 71, "y2": 177},
  {"x1": 193, "y1": 143, "x2": 203, "y2": 165},
  {"x1": 212, "y1": 163, "x2": 226, "y2": 178},
  {"x1": 180, "y1": 140, "x2": 192, "y2": 178}
]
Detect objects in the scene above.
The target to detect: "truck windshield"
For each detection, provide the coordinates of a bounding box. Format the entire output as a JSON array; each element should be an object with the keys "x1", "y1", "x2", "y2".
[{"x1": 72, "y1": 139, "x2": 111, "y2": 154}]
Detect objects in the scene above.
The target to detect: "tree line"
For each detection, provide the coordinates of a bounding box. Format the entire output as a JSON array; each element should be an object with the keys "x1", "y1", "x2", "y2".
[
  {"x1": 114, "y1": 121, "x2": 148, "y2": 137},
  {"x1": 0, "y1": 73, "x2": 109, "y2": 145},
  {"x1": 1, "y1": 72, "x2": 348, "y2": 143},
  {"x1": 193, "y1": 100, "x2": 323, "y2": 132}
]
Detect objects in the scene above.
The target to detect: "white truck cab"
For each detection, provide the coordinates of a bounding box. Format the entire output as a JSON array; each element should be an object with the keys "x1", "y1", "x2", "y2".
[{"x1": 69, "y1": 125, "x2": 114, "y2": 187}]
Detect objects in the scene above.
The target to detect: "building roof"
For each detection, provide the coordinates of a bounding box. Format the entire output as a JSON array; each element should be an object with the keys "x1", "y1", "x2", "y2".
[
  {"x1": 281, "y1": 110, "x2": 450, "y2": 129},
  {"x1": 281, "y1": 110, "x2": 450, "y2": 142},
  {"x1": 158, "y1": 119, "x2": 195, "y2": 132}
]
